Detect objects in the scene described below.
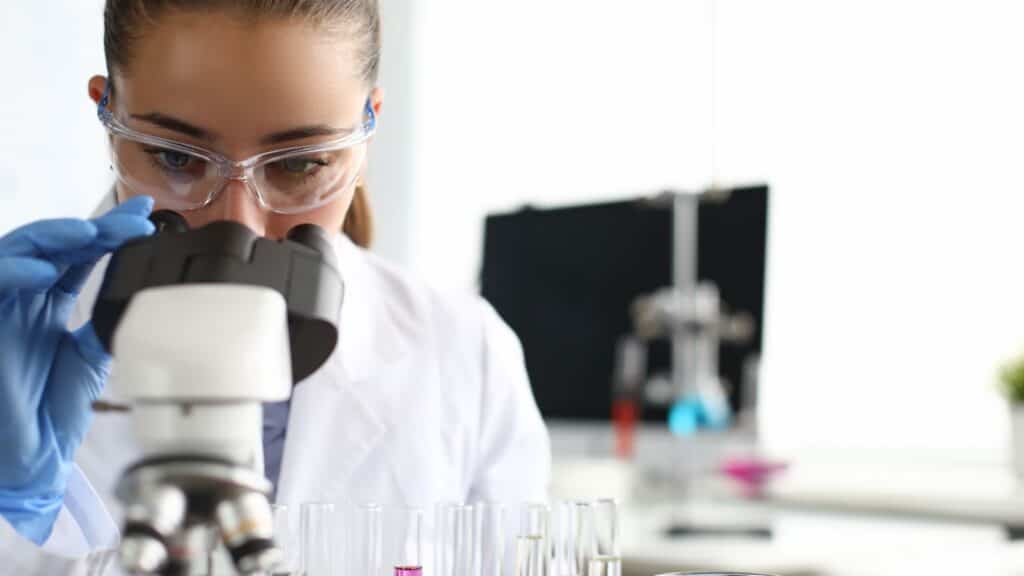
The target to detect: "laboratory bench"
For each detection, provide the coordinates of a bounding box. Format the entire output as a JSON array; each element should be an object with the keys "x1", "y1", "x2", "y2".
[
  {"x1": 614, "y1": 474, "x2": 1024, "y2": 576},
  {"x1": 550, "y1": 423, "x2": 1024, "y2": 575},
  {"x1": 746, "y1": 455, "x2": 1024, "y2": 539},
  {"x1": 618, "y1": 500, "x2": 823, "y2": 576}
]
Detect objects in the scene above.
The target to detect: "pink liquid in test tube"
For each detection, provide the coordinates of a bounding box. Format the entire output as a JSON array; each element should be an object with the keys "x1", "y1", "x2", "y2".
[{"x1": 396, "y1": 508, "x2": 424, "y2": 576}]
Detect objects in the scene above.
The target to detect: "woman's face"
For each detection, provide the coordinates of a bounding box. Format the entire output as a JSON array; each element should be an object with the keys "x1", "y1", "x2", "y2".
[{"x1": 88, "y1": 10, "x2": 382, "y2": 239}]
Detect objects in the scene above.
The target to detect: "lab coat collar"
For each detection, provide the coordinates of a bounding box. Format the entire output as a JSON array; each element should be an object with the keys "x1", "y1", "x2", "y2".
[
  {"x1": 275, "y1": 233, "x2": 420, "y2": 505},
  {"x1": 331, "y1": 232, "x2": 410, "y2": 385}
]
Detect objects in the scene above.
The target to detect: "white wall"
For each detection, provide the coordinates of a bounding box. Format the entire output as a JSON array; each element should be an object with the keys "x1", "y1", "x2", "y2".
[
  {"x1": 365, "y1": 0, "x2": 420, "y2": 264},
  {"x1": 0, "y1": 0, "x2": 111, "y2": 233},
  {"x1": 408, "y1": 1, "x2": 716, "y2": 291},
  {"x1": 713, "y1": 0, "x2": 1024, "y2": 462}
]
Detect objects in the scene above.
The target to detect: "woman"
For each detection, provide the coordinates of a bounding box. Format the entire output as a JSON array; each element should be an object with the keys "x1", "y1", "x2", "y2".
[{"x1": 0, "y1": 0, "x2": 550, "y2": 569}]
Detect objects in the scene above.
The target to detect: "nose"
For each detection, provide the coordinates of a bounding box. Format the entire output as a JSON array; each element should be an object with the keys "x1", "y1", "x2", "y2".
[{"x1": 198, "y1": 180, "x2": 268, "y2": 236}]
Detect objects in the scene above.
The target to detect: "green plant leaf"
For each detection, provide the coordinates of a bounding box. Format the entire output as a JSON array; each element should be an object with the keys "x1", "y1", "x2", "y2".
[{"x1": 999, "y1": 353, "x2": 1024, "y2": 404}]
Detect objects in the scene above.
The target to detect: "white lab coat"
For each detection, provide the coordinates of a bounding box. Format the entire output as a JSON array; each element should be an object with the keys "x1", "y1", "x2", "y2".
[{"x1": 0, "y1": 193, "x2": 551, "y2": 574}]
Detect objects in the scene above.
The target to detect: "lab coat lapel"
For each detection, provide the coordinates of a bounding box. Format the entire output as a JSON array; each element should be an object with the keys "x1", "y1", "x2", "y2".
[
  {"x1": 274, "y1": 234, "x2": 414, "y2": 506},
  {"x1": 274, "y1": 359, "x2": 386, "y2": 506}
]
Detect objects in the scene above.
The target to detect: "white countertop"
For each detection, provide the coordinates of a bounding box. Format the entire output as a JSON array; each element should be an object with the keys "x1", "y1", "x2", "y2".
[
  {"x1": 551, "y1": 424, "x2": 1024, "y2": 575},
  {"x1": 561, "y1": 453, "x2": 1024, "y2": 575},
  {"x1": 761, "y1": 456, "x2": 1024, "y2": 527},
  {"x1": 620, "y1": 501, "x2": 823, "y2": 576}
]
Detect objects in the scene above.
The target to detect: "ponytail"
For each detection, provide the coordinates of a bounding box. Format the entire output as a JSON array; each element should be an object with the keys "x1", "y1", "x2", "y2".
[{"x1": 343, "y1": 182, "x2": 374, "y2": 248}]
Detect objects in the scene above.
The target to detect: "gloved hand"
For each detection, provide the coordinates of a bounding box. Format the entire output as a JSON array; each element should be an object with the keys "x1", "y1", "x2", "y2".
[{"x1": 0, "y1": 196, "x2": 155, "y2": 545}]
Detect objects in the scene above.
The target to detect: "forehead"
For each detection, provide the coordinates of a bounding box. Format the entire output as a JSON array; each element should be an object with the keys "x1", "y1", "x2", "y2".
[{"x1": 114, "y1": 10, "x2": 367, "y2": 142}]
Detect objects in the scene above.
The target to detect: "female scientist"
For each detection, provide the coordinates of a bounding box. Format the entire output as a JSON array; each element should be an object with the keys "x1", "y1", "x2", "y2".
[{"x1": 0, "y1": 0, "x2": 550, "y2": 565}]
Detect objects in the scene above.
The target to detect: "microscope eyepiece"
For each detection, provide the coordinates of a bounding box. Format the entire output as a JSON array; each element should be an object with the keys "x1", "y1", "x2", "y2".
[
  {"x1": 148, "y1": 209, "x2": 190, "y2": 234},
  {"x1": 286, "y1": 223, "x2": 334, "y2": 258}
]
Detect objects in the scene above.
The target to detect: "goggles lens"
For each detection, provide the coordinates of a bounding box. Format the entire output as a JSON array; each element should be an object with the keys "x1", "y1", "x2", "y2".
[
  {"x1": 99, "y1": 90, "x2": 376, "y2": 215},
  {"x1": 110, "y1": 137, "x2": 366, "y2": 214}
]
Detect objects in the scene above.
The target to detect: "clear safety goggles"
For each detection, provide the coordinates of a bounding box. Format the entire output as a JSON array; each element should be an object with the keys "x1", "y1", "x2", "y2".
[{"x1": 96, "y1": 85, "x2": 377, "y2": 215}]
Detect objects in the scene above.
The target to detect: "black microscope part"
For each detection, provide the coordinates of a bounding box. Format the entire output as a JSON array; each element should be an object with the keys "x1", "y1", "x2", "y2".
[
  {"x1": 92, "y1": 212, "x2": 344, "y2": 384},
  {"x1": 286, "y1": 223, "x2": 336, "y2": 259},
  {"x1": 149, "y1": 209, "x2": 190, "y2": 234}
]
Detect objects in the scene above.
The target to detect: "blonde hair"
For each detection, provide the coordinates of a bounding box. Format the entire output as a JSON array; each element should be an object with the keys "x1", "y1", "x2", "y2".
[{"x1": 343, "y1": 182, "x2": 374, "y2": 248}]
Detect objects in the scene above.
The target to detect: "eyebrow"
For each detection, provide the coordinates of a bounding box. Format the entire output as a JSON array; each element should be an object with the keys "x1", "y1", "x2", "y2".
[
  {"x1": 131, "y1": 113, "x2": 216, "y2": 141},
  {"x1": 260, "y1": 125, "x2": 352, "y2": 146},
  {"x1": 131, "y1": 112, "x2": 351, "y2": 146}
]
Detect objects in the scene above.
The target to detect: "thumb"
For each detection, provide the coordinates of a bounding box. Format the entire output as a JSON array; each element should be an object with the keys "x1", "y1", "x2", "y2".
[{"x1": 43, "y1": 322, "x2": 110, "y2": 458}]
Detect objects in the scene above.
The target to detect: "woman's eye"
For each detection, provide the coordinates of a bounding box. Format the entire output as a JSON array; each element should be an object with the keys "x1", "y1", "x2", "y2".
[
  {"x1": 160, "y1": 151, "x2": 193, "y2": 170},
  {"x1": 279, "y1": 157, "x2": 328, "y2": 175},
  {"x1": 146, "y1": 149, "x2": 196, "y2": 171}
]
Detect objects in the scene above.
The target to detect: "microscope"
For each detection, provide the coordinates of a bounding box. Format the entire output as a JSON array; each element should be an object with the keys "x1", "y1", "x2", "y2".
[
  {"x1": 92, "y1": 211, "x2": 344, "y2": 575},
  {"x1": 611, "y1": 191, "x2": 757, "y2": 455},
  {"x1": 617, "y1": 282, "x2": 754, "y2": 430}
]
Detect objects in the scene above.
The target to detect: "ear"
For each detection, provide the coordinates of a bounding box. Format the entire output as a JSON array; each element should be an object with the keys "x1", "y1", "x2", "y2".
[
  {"x1": 367, "y1": 87, "x2": 384, "y2": 145},
  {"x1": 88, "y1": 75, "x2": 109, "y2": 106},
  {"x1": 91, "y1": 74, "x2": 123, "y2": 203},
  {"x1": 370, "y1": 86, "x2": 384, "y2": 118}
]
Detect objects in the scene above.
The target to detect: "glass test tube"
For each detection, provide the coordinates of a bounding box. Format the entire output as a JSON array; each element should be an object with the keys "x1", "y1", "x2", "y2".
[
  {"x1": 452, "y1": 504, "x2": 475, "y2": 576},
  {"x1": 435, "y1": 502, "x2": 454, "y2": 576},
  {"x1": 550, "y1": 502, "x2": 573, "y2": 576},
  {"x1": 270, "y1": 504, "x2": 298, "y2": 576},
  {"x1": 437, "y1": 503, "x2": 469, "y2": 576},
  {"x1": 519, "y1": 503, "x2": 550, "y2": 576},
  {"x1": 583, "y1": 500, "x2": 621, "y2": 576},
  {"x1": 514, "y1": 534, "x2": 545, "y2": 576},
  {"x1": 570, "y1": 501, "x2": 595, "y2": 576},
  {"x1": 300, "y1": 502, "x2": 335, "y2": 576},
  {"x1": 519, "y1": 503, "x2": 550, "y2": 540},
  {"x1": 473, "y1": 502, "x2": 505, "y2": 576},
  {"x1": 591, "y1": 500, "x2": 619, "y2": 560},
  {"x1": 522, "y1": 500, "x2": 551, "y2": 573},
  {"x1": 352, "y1": 503, "x2": 383, "y2": 576},
  {"x1": 394, "y1": 507, "x2": 424, "y2": 576}
]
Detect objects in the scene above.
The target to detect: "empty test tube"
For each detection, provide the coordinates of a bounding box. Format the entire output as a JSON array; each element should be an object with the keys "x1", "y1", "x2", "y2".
[
  {"x1": 587, "y1": 499, "x2": 620, "y2": 576},
  {"x1": 473, "y1": 502, "x2": 505, "y2": 576},
  {"x1": 300, "y1": 502, "x2": 335, "y2": 576},
  {"x1": 352, "y1": 503, "x2": 383, "y2": 576}
]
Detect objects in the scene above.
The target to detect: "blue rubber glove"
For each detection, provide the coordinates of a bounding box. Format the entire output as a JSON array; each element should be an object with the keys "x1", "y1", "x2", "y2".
[{"x1": 0, "y1": 196, "x2": 155, "y2": 545}]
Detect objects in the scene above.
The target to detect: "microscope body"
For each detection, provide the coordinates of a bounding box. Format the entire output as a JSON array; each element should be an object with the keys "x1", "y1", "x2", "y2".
[
  {"x1": 110, "y1": 285, "x2": 290, "y2": 574},
  {"x1": 93, "y1": 213, "x2": 343, "y2": 575}
]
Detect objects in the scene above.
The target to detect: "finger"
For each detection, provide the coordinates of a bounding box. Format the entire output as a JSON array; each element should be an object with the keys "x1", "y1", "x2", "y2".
[
  {"x1": 0, "y1": 219, "x2": 98, "y2": 259},
  {"x1": 56, "y1": 258, "x2": 101, "y2": 297},
  {"x1": 0, "y1": 256, "x2": 60, "y2": 291},
  {"x1": 104, "y1": 195, "x2": 154, "y2": 219},
  {"x1": 92, "y1": 213, "x2": 156, "y2": 249},
  {"x1": 58, "y1": 199, "x2": 157, "y2": 297},
  {"x1": 45, "y1": 322, "x2": 111, "y2": 459},
  {"x1": 69, "y1": 321, "x2": 111, "y2": 377}
]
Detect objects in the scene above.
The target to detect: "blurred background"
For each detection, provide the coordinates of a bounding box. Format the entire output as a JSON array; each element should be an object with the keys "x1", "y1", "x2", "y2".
[{"x1": 5, "y1": 1, "x2": 1024, "y2": 574}]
